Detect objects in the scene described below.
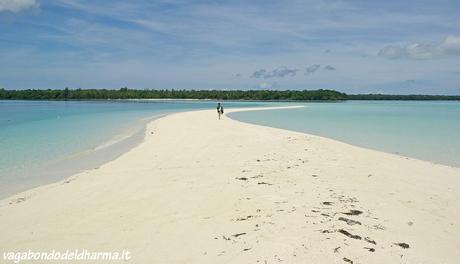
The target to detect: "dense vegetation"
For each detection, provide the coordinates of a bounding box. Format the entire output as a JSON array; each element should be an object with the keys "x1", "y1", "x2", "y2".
[
  {"x1": 0, "y1": 88, "x2": 459, "y2": 101},
  {"x1": 347, "y1": 94, "x2": 460, "y2": 100},
  {"x1": 0, "y1": 88, "x2": 347, "y2": 101}
]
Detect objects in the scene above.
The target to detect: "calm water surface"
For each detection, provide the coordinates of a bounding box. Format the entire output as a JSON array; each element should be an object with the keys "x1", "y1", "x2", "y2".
[
  {"x1": 231, "y1": 101, "x2": 460, "y2": 168},
  {"x1": 2, "y1": 100, "x2": 458, "y2": 198},
  {"x1": 0, "y1": 100, "x2": 271, "y2": 197}
]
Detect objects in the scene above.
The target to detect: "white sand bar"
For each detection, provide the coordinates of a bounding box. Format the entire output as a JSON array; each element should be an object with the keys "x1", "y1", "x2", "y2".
[{"x1": 1, "y1": 106, "x2": 459, "y2": 263}]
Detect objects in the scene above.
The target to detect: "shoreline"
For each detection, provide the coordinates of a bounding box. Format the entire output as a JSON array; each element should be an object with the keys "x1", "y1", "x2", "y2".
[
  {"x1": 228, "y1": 114, "x2": 460, "y2": 170},
  {"x1": 227, "y1": 107, "x2": 460, "y2": 172},
  {"x1": 0, "y1": 106, "x2": 302, "y2": 201},
  {"x1": 1, "y1": 104, "x2": 459, "y2": 206},
  {"x1": 0, "y1": 113, "x2": 165, "y2": 199},
  {"x1": 3, "y1": 102, "x2": 456, "y2": 200},
  {"x1": 1, "y1": 106, "x2": 459, "y2": 263}
]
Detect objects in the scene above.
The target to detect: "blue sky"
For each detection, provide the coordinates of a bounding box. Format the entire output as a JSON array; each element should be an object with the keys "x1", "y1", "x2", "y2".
[{"x1": 0, "y1": 0, "x2": 459, "y2": 94}]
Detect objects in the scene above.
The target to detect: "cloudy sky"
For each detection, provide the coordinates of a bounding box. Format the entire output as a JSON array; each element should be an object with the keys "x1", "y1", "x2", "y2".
[{"x1": 0, "y1": 0, "x2": 459, "y2": 94}]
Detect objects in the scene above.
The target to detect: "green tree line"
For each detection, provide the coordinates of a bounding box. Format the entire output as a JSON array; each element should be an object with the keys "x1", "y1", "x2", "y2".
[
  {"x1": 0, "y1": 88, "x2": 459, "y2": 101},
  {"x1": 347, "y1": 94, "x2": 460, "y2": 100},
  {"x1": 0, "y1": 88, "x2": 347, "y2": 100}
]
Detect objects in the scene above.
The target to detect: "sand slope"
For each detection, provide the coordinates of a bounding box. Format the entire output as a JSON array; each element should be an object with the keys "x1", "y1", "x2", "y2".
[{"x1": 1, "y1": 107, "x2": 459, "y2": 263}]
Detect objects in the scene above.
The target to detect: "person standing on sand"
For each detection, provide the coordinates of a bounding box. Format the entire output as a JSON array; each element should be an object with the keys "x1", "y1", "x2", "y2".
[{"x1": 217, "y1": 103, "x2": 224, "y2": 120}]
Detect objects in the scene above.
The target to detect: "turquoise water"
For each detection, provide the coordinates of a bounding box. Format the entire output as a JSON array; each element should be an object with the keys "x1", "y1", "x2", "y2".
[
  {"x1": 0, "y1": 100, "x2": 271, "y2": 197},
  {"x1": 230, "y1": 101, "x2": 460, "y2": 168},
  {"x1": 2, "y1": 100, "x2": 459, "y2": 198}
]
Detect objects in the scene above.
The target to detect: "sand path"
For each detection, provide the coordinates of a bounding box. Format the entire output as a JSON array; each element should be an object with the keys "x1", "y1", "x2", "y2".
[{"x1": 1, "y1": 107, "x2": 459, "y2": 263}]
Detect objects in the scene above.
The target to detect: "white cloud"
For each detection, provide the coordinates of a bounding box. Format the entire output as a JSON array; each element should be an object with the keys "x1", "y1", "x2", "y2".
[
  {"x1": 305, "y1": 64, "x2": 320, "y2": 75},
  {"x1": 379, "y1": 35, "x2": 460, "y2": 60},
  {"x1": 2, "y1": 1, "x2": 460, "y2": 94},
  {"x1": 439, "y1": 35, "x2": 460, "y2": 55},
  {"x1": 377, "y1": 46, "x2": 405, "y2": 59},
  {"x1": 251, "y1": 67, "x2": 298, "y2": 79},
  {"x1": 0, "y1": 0, "x2": 38, "y2": 12}
]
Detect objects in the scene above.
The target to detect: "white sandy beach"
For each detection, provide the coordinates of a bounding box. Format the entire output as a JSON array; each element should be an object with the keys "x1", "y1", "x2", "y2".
[{"x1": 1, "y1": 106, "x2": 460, "y2": 263}]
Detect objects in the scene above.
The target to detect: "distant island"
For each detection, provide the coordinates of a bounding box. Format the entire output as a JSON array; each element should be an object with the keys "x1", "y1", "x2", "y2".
[{"x1": 1, "y1": 88, "x2": 459, "y2": 101}]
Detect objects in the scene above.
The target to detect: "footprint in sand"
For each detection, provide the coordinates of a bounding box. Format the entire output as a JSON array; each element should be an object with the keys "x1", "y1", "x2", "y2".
[
  {"x1": 342, "y1": 210, "x2": 363, "y2": 216},
  {"x1": 338, "y1": 229, "x2": 362, "y2": 240},
  {"x1": 394, "y1": 242, "x2": 410, "y2": 249},
  {"x1": 9, "y1": 197, "x2": 27, "y2": 204},
  {"x1": 338, "y1": 217, "x2": 361, "y2": 226}
]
